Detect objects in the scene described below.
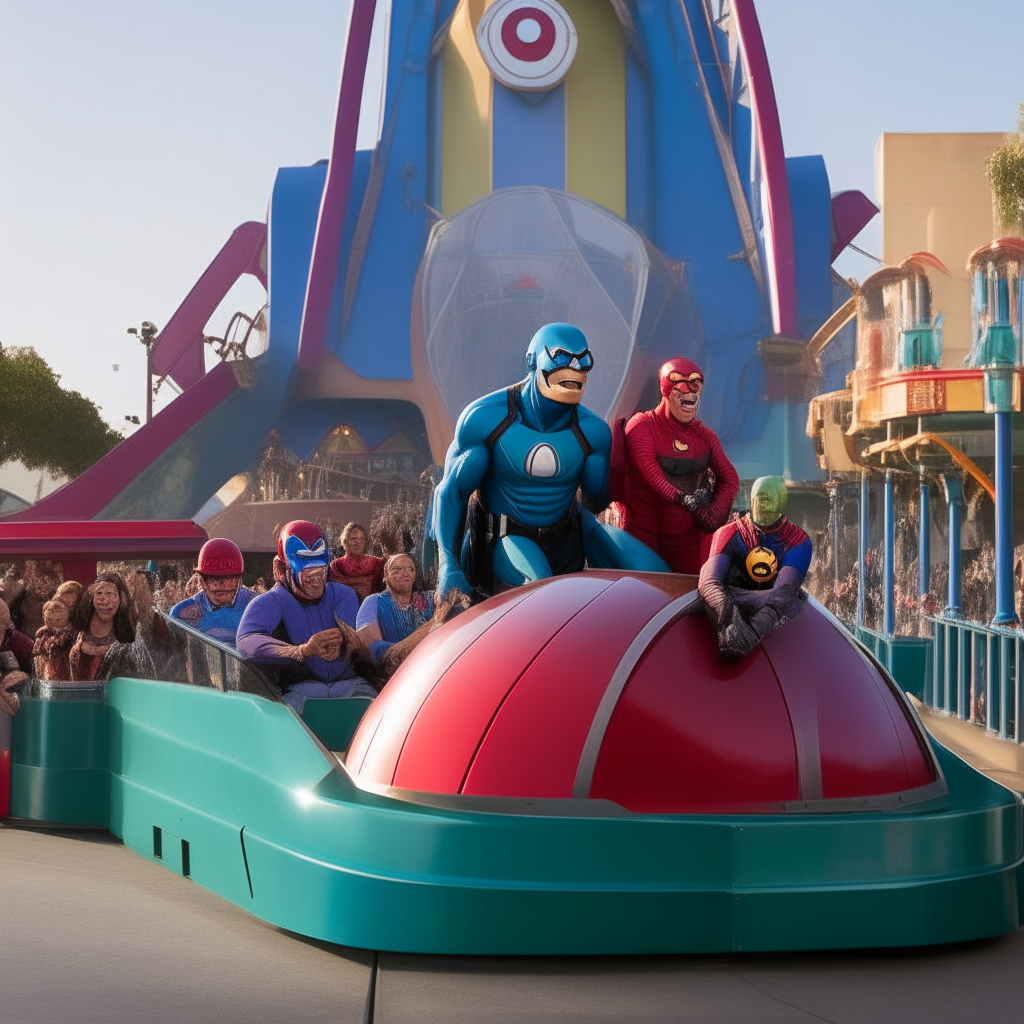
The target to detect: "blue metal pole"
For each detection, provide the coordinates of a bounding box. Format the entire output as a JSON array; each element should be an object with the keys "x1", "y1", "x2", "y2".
[
  {"x1": 918, "y1": 474, "x2": 930, "y2": 601},
  {"x1": 884, "y1": 469, "x2": 895, "y2": 636},
  {"x1": 857, "y1": 470, "x2": 868, "y2": 628},
  {"x1": 942, "y1": 474, "x2": 963, "y2": 617},
  {"x1": 993, "y1": 409, "x2": 1016, "y2": 624}
]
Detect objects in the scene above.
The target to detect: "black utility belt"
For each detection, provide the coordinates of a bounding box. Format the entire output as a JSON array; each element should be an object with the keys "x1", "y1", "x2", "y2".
[{"x1": 483, "y1": 506, "x2": 578, "y2": 543}]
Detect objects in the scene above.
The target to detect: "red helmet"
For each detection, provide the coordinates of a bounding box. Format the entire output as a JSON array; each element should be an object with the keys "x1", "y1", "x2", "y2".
[
  {"x1": 196, "y1": 538, "x2": 244, "y2": 577},
  {"x1": 659, "y1": 357, "x2": 704, "y2": 399}
]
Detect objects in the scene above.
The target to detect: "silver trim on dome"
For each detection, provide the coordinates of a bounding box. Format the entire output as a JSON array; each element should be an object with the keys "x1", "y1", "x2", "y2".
[{"x1": 571, "y1": 590, "x2": 702, "y2": 798}]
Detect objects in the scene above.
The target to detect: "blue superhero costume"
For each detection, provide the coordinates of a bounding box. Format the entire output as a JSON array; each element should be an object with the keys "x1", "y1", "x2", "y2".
[{"x1": 434, "y1": 323, "x2": 668, "y2": 597}]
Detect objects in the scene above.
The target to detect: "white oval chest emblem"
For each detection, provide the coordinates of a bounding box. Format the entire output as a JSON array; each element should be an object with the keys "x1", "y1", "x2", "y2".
[{"x1": 524, "y1": 442, "x2": 560, "y2": 478}]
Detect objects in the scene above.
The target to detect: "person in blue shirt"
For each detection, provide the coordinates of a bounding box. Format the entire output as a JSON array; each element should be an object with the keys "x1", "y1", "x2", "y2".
[
  {"x1": 355, "y1": 553, "x2": 458, "y2": 679},
  {"x1": 170, "y1": 538, "x2": 256, "y2": 647}
]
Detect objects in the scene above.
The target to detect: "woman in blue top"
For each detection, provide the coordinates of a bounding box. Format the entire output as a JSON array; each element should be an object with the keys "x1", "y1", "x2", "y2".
[{"x1": 355, "y1": 554, "x2": 457, "y2": 679}]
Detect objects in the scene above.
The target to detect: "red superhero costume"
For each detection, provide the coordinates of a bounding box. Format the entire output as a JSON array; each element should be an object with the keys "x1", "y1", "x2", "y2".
[{"x1": 618, "y1": 358, "x2": 739, "y2": 574}]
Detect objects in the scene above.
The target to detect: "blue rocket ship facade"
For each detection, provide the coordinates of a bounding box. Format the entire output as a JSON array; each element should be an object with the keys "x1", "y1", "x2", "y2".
[{"x1": 11, "y1": 0, "x2": 876, "y2": 523}]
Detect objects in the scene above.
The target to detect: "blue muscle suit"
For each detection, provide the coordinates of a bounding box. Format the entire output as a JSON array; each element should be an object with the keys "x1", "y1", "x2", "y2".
[{"x1": 434, "y1": 323, "x2": 668, "y2": 597}]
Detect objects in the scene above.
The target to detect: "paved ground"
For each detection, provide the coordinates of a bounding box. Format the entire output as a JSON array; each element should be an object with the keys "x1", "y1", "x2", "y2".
[
  {"x1": 914, "y1": 697, "x2": 1024, "y2": 792},
  {"x1": 5, "y1": 818, "x2": 1024, "y2": 1023},
  {"x1": 0, "y1": 826, "x2": 372, "y2": 1024}
]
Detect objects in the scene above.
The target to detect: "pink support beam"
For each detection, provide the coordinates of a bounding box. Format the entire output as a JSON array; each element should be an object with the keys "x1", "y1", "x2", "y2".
[
  {"x1": 0, "y1": 520, "x2": 208, "y2": 585},
  {"x1": 297, "y1": 0, "x2": 378, "y2": 372},
  {"x1": 730, "y1": 0, "x2": 796, "y2": 338},
  {"x1": 151, "y1": 221, "x2": 267, "y2": 390},
  {"x1": 5, "y1": 362, "x2": 239, "y2": 522},
  {"x1": 0, "y1": 519, "x2": 208, "y2": 558}
]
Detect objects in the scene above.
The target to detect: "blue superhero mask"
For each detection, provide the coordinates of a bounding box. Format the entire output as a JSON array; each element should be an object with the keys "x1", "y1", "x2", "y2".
[{"x1": 526, "y1": 323, "x2": 594, "y2": 377}]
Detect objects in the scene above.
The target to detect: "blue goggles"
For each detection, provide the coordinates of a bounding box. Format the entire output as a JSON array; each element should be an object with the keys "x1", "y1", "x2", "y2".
[
  {"x1": 283, "y1": 535, "x2": 329, "y2": 577},
  {"x1": 543, "y1": 346, "x2": 594, "y2": 372}
]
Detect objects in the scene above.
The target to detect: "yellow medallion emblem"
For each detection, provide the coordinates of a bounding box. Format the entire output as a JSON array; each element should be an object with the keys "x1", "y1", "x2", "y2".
[
  {"x1": 745, "y1": 546, "x2": 778, "y2": 583},
  {"x1": 673, "y1": 439, "x2": 689, "y2": 452}
]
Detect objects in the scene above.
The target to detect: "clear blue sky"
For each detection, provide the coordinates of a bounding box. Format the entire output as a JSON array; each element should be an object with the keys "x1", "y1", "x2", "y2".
[{"x1": 1, "y1": 0, "x2": 1022, "y2": 440}]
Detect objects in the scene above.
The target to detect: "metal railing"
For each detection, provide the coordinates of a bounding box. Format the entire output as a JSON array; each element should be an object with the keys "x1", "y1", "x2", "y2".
[
  {"x1": 927, "y1": 616, "x2": 1024, "y2": 741},
  {"x1": 851, "y1": 624, "x2": 931, "y2": 701}
]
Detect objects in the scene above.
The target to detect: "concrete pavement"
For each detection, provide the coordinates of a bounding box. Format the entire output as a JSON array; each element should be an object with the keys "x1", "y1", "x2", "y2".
[{"x1": 5, "y1": 819, "x2": 1024, "y2": 1022}]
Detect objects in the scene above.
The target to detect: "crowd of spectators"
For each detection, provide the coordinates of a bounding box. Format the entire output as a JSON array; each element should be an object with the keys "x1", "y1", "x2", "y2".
[{"x1": 0, "y1": 517, "x2": 450, "y2": 719}]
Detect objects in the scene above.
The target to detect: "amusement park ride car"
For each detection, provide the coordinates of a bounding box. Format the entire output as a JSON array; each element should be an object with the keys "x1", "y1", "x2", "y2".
[{"x1": 4, "y1": 571, "x2": 1022, "y2": 955}]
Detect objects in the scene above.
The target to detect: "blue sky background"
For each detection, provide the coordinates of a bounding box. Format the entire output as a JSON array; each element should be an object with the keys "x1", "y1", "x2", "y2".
[{"x1": 1, "y1": 0, "x2": 1022, "y2": 486}]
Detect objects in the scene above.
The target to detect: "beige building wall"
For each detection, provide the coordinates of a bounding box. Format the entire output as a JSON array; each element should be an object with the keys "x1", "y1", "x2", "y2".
[{"x1": 876, "y1": 132, "x2": 1008, "y2": 368}]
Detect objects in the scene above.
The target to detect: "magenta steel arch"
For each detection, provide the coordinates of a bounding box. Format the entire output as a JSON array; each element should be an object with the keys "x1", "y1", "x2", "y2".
[
  {"x1": 151, "y1": 221, "x2": 267, "y2": 391},
  {"x1": 729, "y1": 0, "x2": 797, "y2": 338},
  {"x1": 297, "y1": 0, "x2": 379, "y2": 372}
]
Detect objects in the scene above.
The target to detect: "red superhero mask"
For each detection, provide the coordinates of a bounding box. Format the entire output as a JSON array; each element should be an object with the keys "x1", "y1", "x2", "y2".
[{"x1": 659, "y1": 358, "x2": 704, "y2": 399}]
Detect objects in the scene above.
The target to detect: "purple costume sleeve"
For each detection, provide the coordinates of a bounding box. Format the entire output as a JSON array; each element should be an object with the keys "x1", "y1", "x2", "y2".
[{"x1": 236, "y1": 589, "x2": 296, "y2": 665}]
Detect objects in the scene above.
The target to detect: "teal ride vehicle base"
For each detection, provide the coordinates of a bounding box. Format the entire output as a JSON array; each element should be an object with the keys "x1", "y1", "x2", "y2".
[{"x1": 6, "y1": 576, "x2": 1023, "y2": 955}]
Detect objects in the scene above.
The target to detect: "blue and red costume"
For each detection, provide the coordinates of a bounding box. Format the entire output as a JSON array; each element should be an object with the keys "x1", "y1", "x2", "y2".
[{"x1": 699, "y1": 511, "x2": 811, "y2": 659}]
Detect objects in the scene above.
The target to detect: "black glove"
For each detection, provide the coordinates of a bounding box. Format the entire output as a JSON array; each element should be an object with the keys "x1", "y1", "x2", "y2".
[
  {"x1": 682, "y1": 488, "x2": 711, "y2": 512},
  {"x1": 717, "y1": 607, "x2": 759, "y2": 660}
]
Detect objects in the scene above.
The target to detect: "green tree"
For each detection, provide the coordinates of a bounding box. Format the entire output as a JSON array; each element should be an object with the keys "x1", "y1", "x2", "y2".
[
  {"x1": 0, "y1": 345, "x2": 122, "y2": 478},
  {"x1": 985, "y1": 103, "x2": 1024, "y2": 235}
]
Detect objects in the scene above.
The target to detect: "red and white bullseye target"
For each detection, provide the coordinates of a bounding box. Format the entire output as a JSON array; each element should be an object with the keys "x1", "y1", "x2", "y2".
[{"x1": 476, "y1": 0, "x2": 578, "y2": 93}]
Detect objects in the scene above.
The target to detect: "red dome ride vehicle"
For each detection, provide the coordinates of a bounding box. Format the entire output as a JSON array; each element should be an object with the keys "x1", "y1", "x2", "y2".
[{"x1": 4, "y1": 572, "x2": 1022, "y2": 954}]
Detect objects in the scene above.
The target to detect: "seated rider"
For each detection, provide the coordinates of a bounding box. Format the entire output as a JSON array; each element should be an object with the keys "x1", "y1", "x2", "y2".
[
  {"x1": 329, "y1": 522, "x2": 384, "y2": 602},
  {"x1": 355, "y1": 553, "x2": 457, "y2": 681},
  {"x1": 32, "y1": 598, "x2": 72, "y2": 681},
  {"x1": 0, "y1": 596, "x2": 32, "y2": 714},
  {"x1": 698, "y1": 476, "x2": 811, "y2": 659},
  {"x1": 0, "y1": 598, "x2": 33, "y2": 675},
  {"x1": 54, "y1": 574, "x2": 154, "y2": 683},
  {"x1": 434, "y1": 322, "x2": 667, "y2": 597},
  {"x1": 170, "y1": 539, "x2": 256, "y2": 647},
  {"x1": 236, "y1": 521, "x2": 376, "y2": 713}
]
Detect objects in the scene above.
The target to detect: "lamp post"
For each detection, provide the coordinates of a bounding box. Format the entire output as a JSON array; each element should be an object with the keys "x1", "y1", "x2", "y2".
[{"x1": 126, "y1": 321, "x2": 158, "y2": 423}]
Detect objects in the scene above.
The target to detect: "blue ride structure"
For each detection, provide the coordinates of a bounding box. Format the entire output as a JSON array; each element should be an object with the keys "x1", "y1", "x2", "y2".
[{"x1": 4, "y1": 0, "x2": 876, "y2": 530}]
